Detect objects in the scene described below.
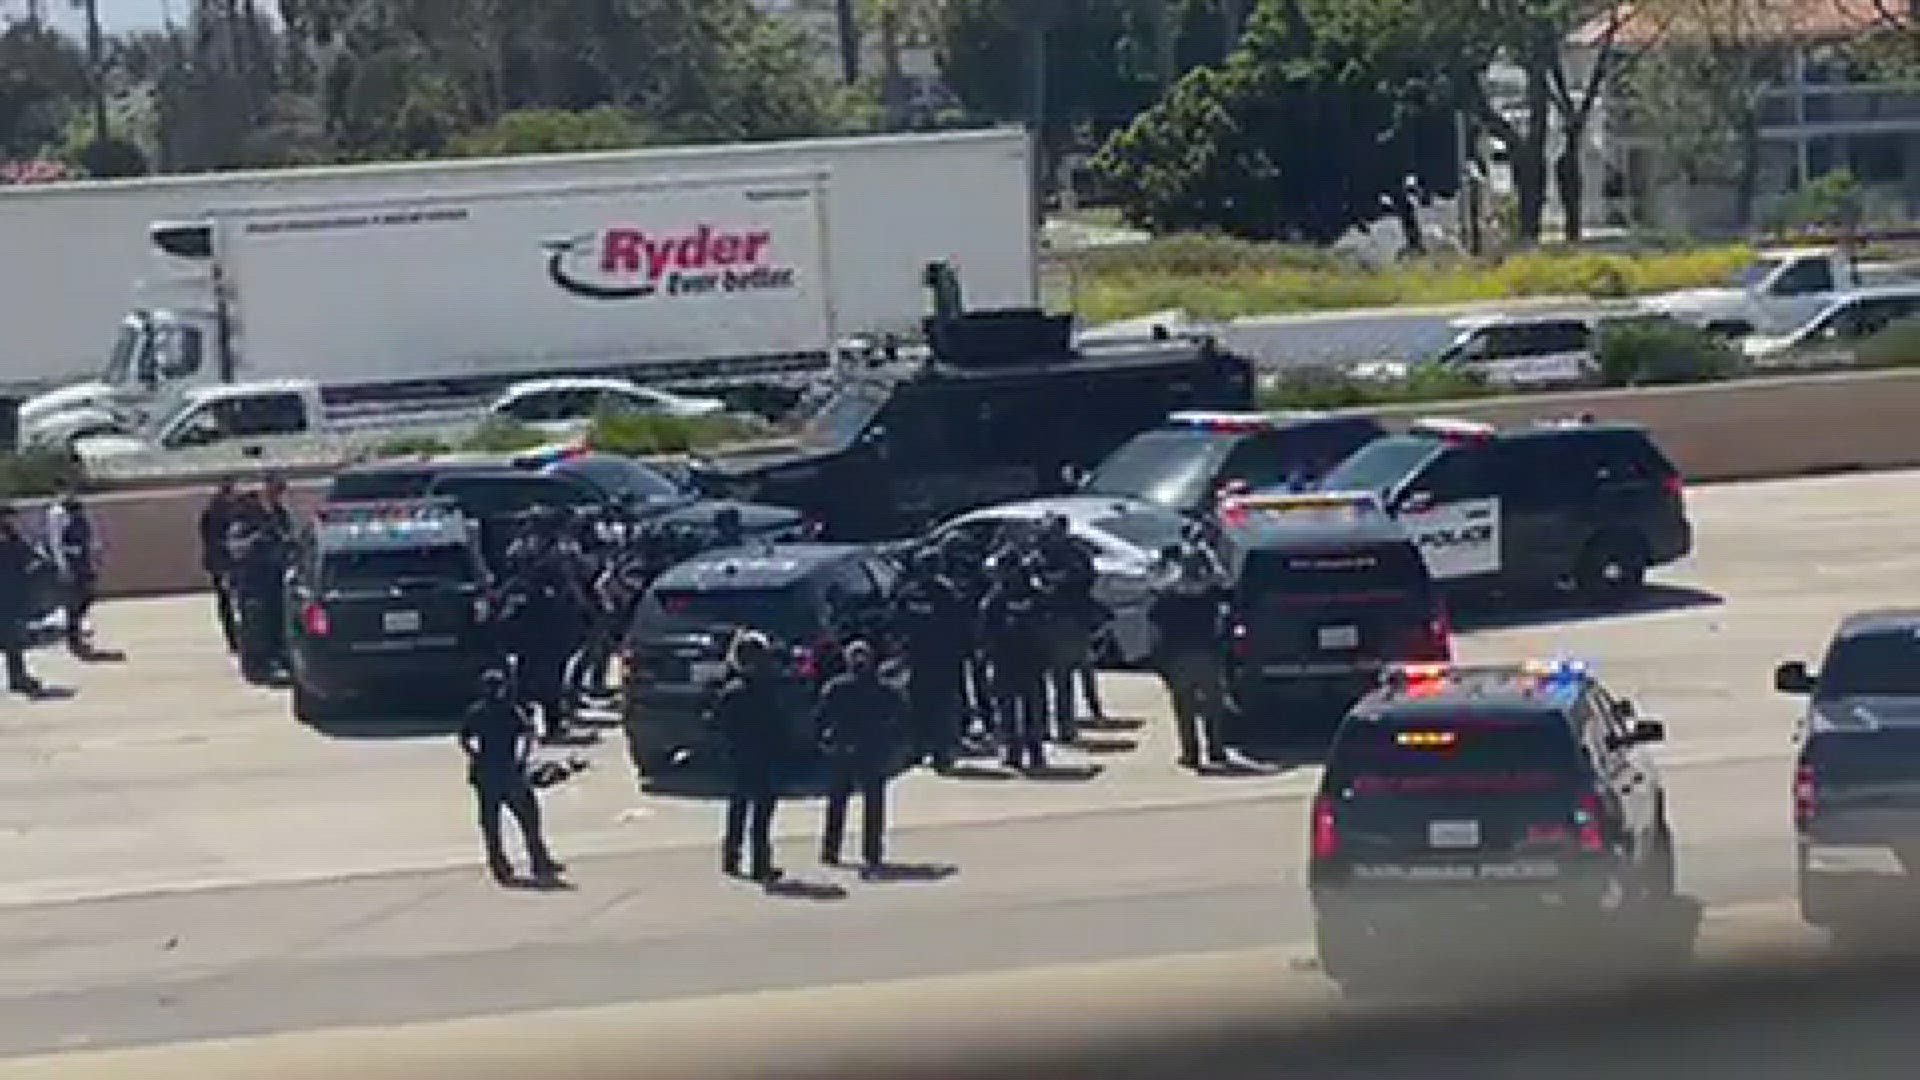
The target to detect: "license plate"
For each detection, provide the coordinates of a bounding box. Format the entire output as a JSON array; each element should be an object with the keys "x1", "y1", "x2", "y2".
[
  {"x1": 1429, "y1": 820, "x2": 1481, "y2": 849},
  {"x1": 688, "y1": 661, "x2": 729, "y2": 684},
  {"x1": 383, "y1": 610, "x2": 422, "y2": 634},
  {"x1": 1318, "y1": 625, "x2": 1360, "y2": 650}
]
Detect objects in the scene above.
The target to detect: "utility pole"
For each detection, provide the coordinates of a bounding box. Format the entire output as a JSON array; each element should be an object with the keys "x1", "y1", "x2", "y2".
[
  {"x1": 834, "y1": 0, "x2": 861, "y2": 84},
  {"x1": 80, "y1": 0, "x2": 110, "y2": 141},
  {"x1": 1025, "y1": 16, "x2": 1049, "y2": 232},
  {"x1": 1220, "y1": 0, "x2": 1245, "y2": 60}
]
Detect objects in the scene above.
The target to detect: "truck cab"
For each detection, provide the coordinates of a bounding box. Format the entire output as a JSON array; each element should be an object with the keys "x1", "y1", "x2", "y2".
[{"x1": 1642, "y1": 248, "x2": 1866, "y2": 339}]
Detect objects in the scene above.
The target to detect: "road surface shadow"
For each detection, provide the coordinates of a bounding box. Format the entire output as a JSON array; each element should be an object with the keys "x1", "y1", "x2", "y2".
[
  {"x1": 763, "y1": 877, "x2": 848, "y2": 902},
  {"x1": 1196, "y1": 759, "x2": 1283, "y2": 778},
  {"x1": 1022, "y1": 763, "x2": 1104, "y2": 782},
  {"x1": 941, "y1": 763, "x2": 1021, "y2": 781},
  {"x1": 303, "y1": 710, "x2": 466, "y2": 740},
  {"x1": 1073, "y1": 735, "x2": 1140, "y2": 755},
  {"x1": 859, "y1": 862, "x2": 959, "y2": 884},
  {"x1": 1451, "y1": 584, "x2": 1724, "y2": 633},
  {"x1": 11, "y1": 684, "x2": 77, "y2": 702},
  {"x1": 75, "y1": 647, "x2": 128, "y2": 664},
  {"x1": 1235, "y1": 744, "x2": 1330, "y2": 771},
  {"x1": 1077, "y1": 715, "x2": 1148, "y2": 733},
  {"x1": 500, "y1": 875, "x2": 576, "y2": 893}
]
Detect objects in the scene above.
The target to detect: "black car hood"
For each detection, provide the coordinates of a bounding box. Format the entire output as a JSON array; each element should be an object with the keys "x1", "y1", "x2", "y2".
[
  {"x1": 689, "y1": 441, "x2": 844, "y2": 480},
  {"x1": 652, "y1": 499, "x2": 805, "y2": 534}
]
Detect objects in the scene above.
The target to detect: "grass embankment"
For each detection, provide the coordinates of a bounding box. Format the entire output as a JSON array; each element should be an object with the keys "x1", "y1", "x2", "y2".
[
  {"x1": 376, "y1": 409, "x2": 771, "y2": 459},
  {"x1": 1054, "y1": 234, "x2": 1753, "y2": 325}
]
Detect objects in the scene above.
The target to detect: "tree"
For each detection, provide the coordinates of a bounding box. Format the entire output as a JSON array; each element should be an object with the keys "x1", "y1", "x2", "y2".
[
  {"x1": 0, "y1": 21, "x2": 88, "y2": 156},
  {"x1": 1094, "y1": 0, "x2": 1451, "y2": 244},
  {"x1": 1547, "y1": 2, "x2": 1656, "y2": 241}
]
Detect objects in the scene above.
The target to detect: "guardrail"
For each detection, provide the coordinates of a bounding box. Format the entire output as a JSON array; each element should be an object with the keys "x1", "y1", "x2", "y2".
[{"x1": 31, "y1": 366, "x2": 1920, "y2": 599}]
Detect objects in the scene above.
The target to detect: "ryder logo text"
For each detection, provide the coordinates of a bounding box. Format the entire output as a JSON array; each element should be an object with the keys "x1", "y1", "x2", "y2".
[{"x1": 545, "y1": 224, "x2": 798, "y2": 300}]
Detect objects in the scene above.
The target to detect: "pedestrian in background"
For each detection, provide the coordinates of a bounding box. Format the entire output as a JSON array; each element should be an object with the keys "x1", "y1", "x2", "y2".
[
  {"x1": 460, "y1": 668, "x2": 565, "y2": 885},
  {"x1": 44, "y1": 487, "x2": 104, "y2": 658},
  {"x1": 815, "y1": 639, "x2": 906, "y2": 874},
  {"x1": 713, "y1": 630, "x2": 790, "y2": 884},
  {"x1": 199, "y1": 478, "x2": 244, "y2": 653},
  {"x1": 0, "y1": 505, "x2": 47, "y2": 697}
]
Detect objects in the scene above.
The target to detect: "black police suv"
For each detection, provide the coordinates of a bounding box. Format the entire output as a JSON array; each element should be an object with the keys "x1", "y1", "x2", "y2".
[
  {"x1": 1079, "y1": 411, "x2": 1385, "y2": 516},
  {"x1": 1214, "y1": 492, "x2": 1449, "y2": 736},
  {"x1": 1314, "y1": 416, "x2": 1692, "y2": 602},
  {"x1": 284, "y1": 499, "x2": 495, "y2": 724},
  {"x1": 1778, "y1": 611, "x2": 1920, "y2": 933},
  {"x1": 620, "y1": 543, "x2": 902, "y2": 779},
  {"x1": 1310, "y1": 660, "x2": 1674, "y2": 988},
  {"x1": 689, "y1": 308, "x2": 1254, "y2": 539}
]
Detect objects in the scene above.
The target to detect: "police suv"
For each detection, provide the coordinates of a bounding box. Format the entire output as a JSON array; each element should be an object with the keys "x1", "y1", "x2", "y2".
[
  {"x1": 1214, "y1": 491, "x2": 1450, "y2": 733},
  {"x1": 620, "y1": 543, "x2": 902, "y2": 778},
  {"x1": 1313, "y1": 416, "x2": 1692, "y2": 601},
  {"x1": 1778, "y1": 611, "x2": 1920, "y2": 934},
  {"x1": 285, "y1": 499, "x2": 495, "y2": 724},
  {"x1": 1077, "y1": 411, "x2": 1385, "y2": 516},
  {"x1": 1311, "y1": 660, "x2": 1674, "y2": 988}
]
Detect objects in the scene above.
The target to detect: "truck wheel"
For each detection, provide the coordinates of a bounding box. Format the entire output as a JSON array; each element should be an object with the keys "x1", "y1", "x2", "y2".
[{"x1": 1575, "y1": 532, "x2": 1647, "y2": 603}]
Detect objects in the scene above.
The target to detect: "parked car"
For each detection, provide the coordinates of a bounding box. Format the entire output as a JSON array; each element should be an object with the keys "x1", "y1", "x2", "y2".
[{"x1": 487, "y1": 377, "x2": 728, "y2": 437}]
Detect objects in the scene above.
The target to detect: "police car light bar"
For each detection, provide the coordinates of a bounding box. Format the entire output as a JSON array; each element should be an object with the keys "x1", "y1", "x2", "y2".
[
  {"x1": 1410, "y1": 417, "x2": 1497, "y2": 443},
  {"x1": 1380, "y1": 658, "x2": 1591, "y2": 688},
  {"x1": 1167, "y1": 411, "x2": 1277, "y2": 434}
]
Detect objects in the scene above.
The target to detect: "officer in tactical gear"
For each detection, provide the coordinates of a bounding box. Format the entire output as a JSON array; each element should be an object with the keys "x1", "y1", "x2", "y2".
[
  {"x1": 890, "y1": 547, "x2": 969, "y2": 771},
  {"x1": 939, "y1": 532, "x2": 994, "y2": 744},
  {"x1": 229, "y1": 502, "x2": 291, "y2": 685},
  {"x1": 978, "y1": 553, "x2": 1050, "y2": 772},
  {"x1": 714, "y1": 630, "x2": 791, "y2": 883},
  {"x1": 460, "y1": 668, "x2": 565, "y2": 884},
  {"x1": 497, "y1": 508, "x2": 589, "y2": 742},
  {"x1": 199, "y1": 478, "x2": 245, "y2": 653},
  {"x1": 45, "y1": 488, "x2": 103, "y2": 658},
  {"x1": 815, "y1": 640, "x2": 907, "y2": 873},
  {"x1": 0, "y1": 504, "x2": 48, "y2": 697},
  {"x1": 1148, "y1": 541, "x2": 1232, "y2": 771},
  {"x1": 1033, "y1": 513, "x2": 1104, "y2": 743}
]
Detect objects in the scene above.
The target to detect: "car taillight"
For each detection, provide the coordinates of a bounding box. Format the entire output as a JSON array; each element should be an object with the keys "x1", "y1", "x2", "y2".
[
  {"x1": 1795, "y1": 762, "x2": 1817, "y2": 830},
  {"x1": 301, "y1": 600, "x2": 331, "y2": 637},
  {"x1": 1575, "y1": 792, "x2": 1605, "y2": 852},
  {"x1": 1663, "y1": 473, "x2": 1684, "y2": 498},
  {"x1": 1402, "y1": 605, "x2": 1452, "y2": 661},
  {"x1": 1311, "y1": 796, "x2": 1339, "y2": 859},
  {"x1": 794, "y1": 642, "x2": 822, "y2": 679}
]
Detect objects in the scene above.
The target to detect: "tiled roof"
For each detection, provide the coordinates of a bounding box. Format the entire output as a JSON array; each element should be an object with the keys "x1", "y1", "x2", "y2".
[{"x1": 1570, "y1": 0, "x2": 1895, "y2": 48}]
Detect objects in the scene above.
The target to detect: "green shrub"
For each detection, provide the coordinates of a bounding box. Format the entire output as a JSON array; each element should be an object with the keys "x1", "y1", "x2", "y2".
[
  {"x1": 1855, "y1": 316, "x2": 1920, "y2": 369},
  {"x1": 462, "y1": 417, "x2": 550, "y2": 452},
  {"x1": 0, "y1": 448, "x2": 85, "y2": 499},
  {"x1": 1597, "y1": 318, "x2": 1742, "y2": 387},
  {"x1": 1261, "y1": 363, "x2": 1496, "y2": 410},
  {"x1": 587, "y1": 409, "x2": 765, "y2": 455},
  {"x1": 374, "y1": 433, "x2": 455, "y2": 457}
]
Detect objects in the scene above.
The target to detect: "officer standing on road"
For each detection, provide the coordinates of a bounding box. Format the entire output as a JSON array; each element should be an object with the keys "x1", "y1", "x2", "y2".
[
  {"x1": 0, "y1": 505, "x2": 48, "y2": 698},
  {"x1": 714, "y1": 630, "x2": 790, "y2": 884},
  {"x1": 815, "y1": 640, "x2": 907, "y2": 874},
  {"x1": 45, "y1": 488, "x2": 104, "y2": 659},
  {"x1": 498, "y1": 510, "x2": 584, "y2": 742},
  {"x1": 940, "y1": 532, "x2": 994, "y2": 746},
  {"x1": 1148, "y1": 541, "x2": 1232, "y2": 771},
  {"x1": 1034, "y1": 513, "x2": 1105, "y2": 743},
  {"x1": 259, "y1": 474, "x2": 295, "y2": 536},
  {"x1": 460, "y1": 668, "x2": 566, "y2": 885},
  {"x1": 890, "y1": 548, "x2": 968, "y2": 772},
  {"x1": 198, "y1": 477, "x2": 244, "y2": 653},
  {"x1": 229, "y1": 502, "x2": 291, "y2": 685},
  {"x1": 978, "y1": 553, "x2": 1050, "y2": 773}
]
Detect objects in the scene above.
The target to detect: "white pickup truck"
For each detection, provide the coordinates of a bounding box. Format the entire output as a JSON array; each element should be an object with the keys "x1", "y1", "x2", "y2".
[
  {"x1": 1639, "y1": 247, "x2": 1914, "y2": 338},
  {"x1": 70, "y1": 380, "x2": 473, "y2": 484}
]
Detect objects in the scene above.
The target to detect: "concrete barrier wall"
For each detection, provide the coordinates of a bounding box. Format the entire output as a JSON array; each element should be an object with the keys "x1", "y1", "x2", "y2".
[{"x1": 27, "y1": 368, "x2": 1920, "y2": 598}]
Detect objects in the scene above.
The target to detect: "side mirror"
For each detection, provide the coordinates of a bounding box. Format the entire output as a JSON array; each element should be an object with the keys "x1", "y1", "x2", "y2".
[
  {"x1": 1630, "y1": 719, "x2": 1666, "y2": 745},
  {"x1": 1060, "y1": 463, "x2": 1085, "y2": 488},
  {"x1": 1775, "y1": 661, "x2": 1816, "y2": 695},
  {"x1": 1614, "y1": 698, "x2": 1637, "y2": 720}
]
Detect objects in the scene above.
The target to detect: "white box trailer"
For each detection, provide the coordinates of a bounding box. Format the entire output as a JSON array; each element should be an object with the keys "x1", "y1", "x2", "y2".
[
  {"x1": 203, "y1": 171, "x2": 834, "y2": 389},
  {"x1": 1, "y1": 127, "x2": 1035, "y2": 390}
]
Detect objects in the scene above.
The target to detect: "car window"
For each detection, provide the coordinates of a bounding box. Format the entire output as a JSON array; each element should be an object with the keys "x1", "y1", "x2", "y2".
[
  {"x1": 1237, "y1": 542, "x2": 1433, "y2": 606},
  {"x1": 1772, "y1": 258, "x2": 1834, "y2": 296},
  {"x1": 1318, "y1": 435, "x2": 1442, "y2": 496},
  {"x1": 1408, "y1": 445, "x2": 1492, "y2": 503},
  {"x1": 500, "y1": 391, "x2": 554, "y2": 423},
  {"x1": 1091, "y1": 510, "x2": 1190, "y2": 557},
  {"x1": 1220, "y1": 435, "x2": 1289, "y2": 490},
  {"x1": 1818, "y1": 629, "x2": 1920, "y2": 697},
  {"x1": 1083, "y1": 428, "x2": 1237, "y2": 510},
  {"x1": 230, "y1": 392, "x2": 308, "y2": 437},
  {"x1": 1328, "y1": 714, "x2": 1586, "y2": 790},
  {"x1": 635, "y1": 586, "x2": 820, "y2": 642},
  {"x1": 551, "y1": 457, "x2": 683, "y2": 503},
  {"x1": 329, "y1": 469, "x2": 438, "y2": 501},
  {"x1": 430, "y1": 475, "x2": 598, "y2": 518},
  {"x1": 321, "y1": 546, "x2": 478, "y2": 590},
  {"x1": 162, "y1": 401, "x2": 230, "y2": 448}
]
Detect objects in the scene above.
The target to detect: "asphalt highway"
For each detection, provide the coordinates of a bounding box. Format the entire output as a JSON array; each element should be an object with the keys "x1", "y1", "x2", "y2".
[{"x1": 0, "y1": 468, "x2": 1903, "y2": 1062}]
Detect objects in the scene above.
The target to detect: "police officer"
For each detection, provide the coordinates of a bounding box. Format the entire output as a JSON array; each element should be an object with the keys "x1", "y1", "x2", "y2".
[
  {"x1": 229, "y1": 511, "x2": 290, "y2": 685},
  {"x1": 940, "y1": 532, "x2": 994, "y2": 745},
  {"x1": 815, "y1": 639, "x2": 907, "y2": 873},
  {"x1": 460, "y1": 668, "x2": 566, "y2": 884},
  {"x1": 711, "y1": 505, "x2": 746, "y2": 549},
  {"x1": 199, "y1": 478, "x2": 244, "y2": 653},
  {"x1": 714, "y1": 630, "x2": 790, "y2": 883},
  {"x1": 498, "y1": 509, "x2": 582, "y2": 742},
  {"x1": 1148, "y1": 541, "x2": 1232, "y2": 771},
  {"x1": 1033, "y1": 513, "x2": 1103, "y2": 744},
  {"x1": 258, "y1": 473, "x2": 295, "y2": 536},
  {"x1": 978, "y1": 553, "x2": 1050, "y2": 773},
  {"x1": 890, "y1": 548, "x2": 968, "y2": 771},
  {"x1": 45, "y1": 489, "x2": 102, "y2": 658},
  {"x1": 0, "y1": 505, "x2": 47, "y2": 697}
]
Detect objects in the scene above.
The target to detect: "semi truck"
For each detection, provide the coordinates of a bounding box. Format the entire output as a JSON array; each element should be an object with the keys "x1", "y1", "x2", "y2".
[{"x1": 10, "y1": 127, "x2": 1037, "y2": 444}]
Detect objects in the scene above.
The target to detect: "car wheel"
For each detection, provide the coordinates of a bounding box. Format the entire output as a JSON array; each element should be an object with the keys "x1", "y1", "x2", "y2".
[{"x1": 1575, "y1": 532, "x2": 1648, "y2": 603}]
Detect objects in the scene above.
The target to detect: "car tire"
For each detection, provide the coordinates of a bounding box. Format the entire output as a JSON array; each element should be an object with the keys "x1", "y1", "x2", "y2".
[
  {"x1": 1575, "y1": 532, "x2": 1648, "y2": 603},
  {"x1": 292, "y1": 680, "x2": 340, "y2": 725}
]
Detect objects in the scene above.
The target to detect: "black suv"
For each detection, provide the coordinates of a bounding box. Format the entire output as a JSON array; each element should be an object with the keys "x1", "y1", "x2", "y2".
[
  {"x1": 1310, "y1": 661, "x2": 1673, "y2": 988},
  {"x1": 1079, "y1": 411, "x2": 1385, "y2": 516},
  {"x1": 1215, "y1": 492, "x2": 1450, "y2": 737},
  {"x1": 1777, "y1": 611, "x2": 1920, "y2": 933},
  {"x1": 690, "y1": 309, "x2": 1254, "y2": 538},
  {"x1": 1314, "y1": 416, "x2": 1692, "y2": 601},
  {"x1": 284, "y1": 499, "x2": 495, "y2": 724},
  {"x1": 620, "y1": 543, "x2": 902, "y2": 779}
]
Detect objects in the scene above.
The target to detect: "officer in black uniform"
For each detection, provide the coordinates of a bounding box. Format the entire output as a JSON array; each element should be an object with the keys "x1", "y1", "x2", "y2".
[
  {"x1": 940, "y1": 532, "x2": 994, "y2": 745},
  {"x1": 198, "y1": 478, "x2": 244, "y2": 653},
  {"x1": 460, "y1": 668, "x2": 565, "y2": 884},
  {"x1": 711, "y1": 505, "x2": 745, "y2": 549},
  {"x1": 713, "y1": 630, "x2": 790, "y2": 883},
  {"x1": 49, "y1": 490, "x2": 102, "y2": 658},
  {"x1": 978, "y1": 553, "x2": 1050, "y2": 773},
  {"x1": 0, "y1": 505, "x2": 47, "y2": 697},
  {"x1": 229, "y1": 506, "x2": 290, "y2": 685},
  {"x1": 815, "y1": 639, "x2": 907, "y2": 873},
  {"x1": 890, "y1": 547, "x2": 969, "y2": 772},
  {"x1": 1148, "y1": 541, "x2": 1232, "y2": 771},
  {"x1": 498, "y1": 510, "x2": 584, "y2": 742},
  {"x1": 1033, "y1": 513, "x2": 1104, "y2": 744}
]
